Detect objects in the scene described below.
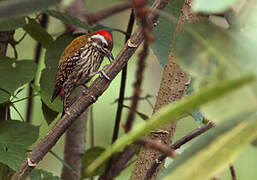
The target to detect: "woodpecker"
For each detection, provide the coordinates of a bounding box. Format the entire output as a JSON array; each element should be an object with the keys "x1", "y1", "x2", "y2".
[{"x1": 51, "y1": 30, "x2": 114, "y2": 114}]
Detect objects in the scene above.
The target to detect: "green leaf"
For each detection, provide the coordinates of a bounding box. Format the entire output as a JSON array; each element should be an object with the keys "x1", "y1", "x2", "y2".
[
  {"x1": 0, "y1": 89, "x2": 10, "y2": 104},
  {"x1": 30, "y1": 169, "x2": 61, "y2": 180},
  {"x1": 151, "y1": 0, "x2": 184, "y2": 67},
  {"x1": 40, "y1": 33, "x2": 78, "y2": 112},
  {"x1": 41, "y1": 100, "x2": 59, "y2": 125},
  {"x1": 0, "y1": 0, "x2": 60, "y2": 20},
  {"x1": 173, "y1": 21, "x2": 257, "y2": 122},
  {"x1": 0, "y1": 17, "x2": 26, "y2": 31},
  {"x1": 23, "y1": 18, "x2": 54, "y2": 48},
  {"x1": 0, "y1": 57, "x2": 37, "y2": 95},
  {"x1": 192, "y1": 0, "x2": 240, "y2": 13},
  {"x1": 162, "y1": 113, "x2": 257, "y2": 180},
  {"x1": 81, "y1": 147, "x2": 106, "y2": 178},
  {"x1": 45, "y1": 10, "x2": 92, "y2": 32},
  {"x1": 86, "y1": 75, "x2": 255, "y2": 174},
  {"x1": 0, "y1": 120, "x2": 39, "y2": 170}
]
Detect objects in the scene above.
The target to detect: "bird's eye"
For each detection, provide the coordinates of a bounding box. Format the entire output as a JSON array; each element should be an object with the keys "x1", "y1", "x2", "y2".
[{"x1": 103, "y1": 44, "x2": 108, "y2": 49}]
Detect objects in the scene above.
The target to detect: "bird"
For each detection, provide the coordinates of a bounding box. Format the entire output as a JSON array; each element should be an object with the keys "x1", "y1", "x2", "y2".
[{"x1": 51, "y1": 29, "x2": 114, "y2": 115}]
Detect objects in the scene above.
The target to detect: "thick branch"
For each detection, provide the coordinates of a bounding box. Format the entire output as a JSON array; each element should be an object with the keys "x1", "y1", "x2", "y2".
[
  {"x1": 61, "y1": 110, "x2": 87, "y2": 180},
  {"x1": 130, "y1": 0, "x2": 200, "y2": 179},
  {"x1": 11, "y1": 0, "x2": 169, "y2": 179}
]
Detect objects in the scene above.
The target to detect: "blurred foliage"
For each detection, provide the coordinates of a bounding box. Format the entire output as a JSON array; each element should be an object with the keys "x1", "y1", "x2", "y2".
[
  {"x1": 150, "y1": 0, "x2": 184, "y2": 67},
  {"x1": 0, "y1": 17, "x2": 26, "y2": 31},
  {"x1": 30, "y1": 168, "x2": 62, "y2": 180},
  {"x1": 87, "y1": 75, "x2": 255, "y2": 174},
  {"x1": 159, "y1": 112, "x2": 257, "y2": 179},
  {"x1": 0, "y1": 57, "x2": 37, "y2": 97},
  {"x1": 0, "y1": 0, "x2": 60, "y2": 19},
  {"x1": 23, "y1": 18, "x2": 54, "y2": 49},
  {"x1": 0, "y1": 120, "x2": 39, "y2": 170},
  {"x1": 81, "y1": 147, "x2": 106, "y2": 178},
  {"x1": 0, "y1": 0, "x2": 256, "y2": 179},
  {"x1": 192, "y1": 0, "x2": 240, "y2": 13},
  {"x1": 45, "y1": 10, "x2": 93, "y2": 32}
]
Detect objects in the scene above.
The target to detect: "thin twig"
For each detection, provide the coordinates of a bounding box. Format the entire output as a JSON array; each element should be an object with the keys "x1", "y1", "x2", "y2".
[
  {"x1": 102, "y1": 10, "x2": 135, "y2": 179},
  {"x1": 85, "y1": 1, "x2": 132, "y2": 25},
  {"x1": 123, "y1": 42, "x2": 149, "y2": 133},
  {"x1": 11, "y1": 0, "x2": 169, "y2": 179},
  {"x1": 137, "y1": 138, "x2": 176, "y2": 158},
  {"x1": 111, "y1": 94, "x2": 154, "y2": 104},
  {"x1": 111, "y1": 10, "x2": 135, "y2": 144},
  {"x1": 145, "y1": 122, "x2": 215, "y2": 179},
  {"x1": 229, "y1": 164, "x2": 237, "y2": 180}
]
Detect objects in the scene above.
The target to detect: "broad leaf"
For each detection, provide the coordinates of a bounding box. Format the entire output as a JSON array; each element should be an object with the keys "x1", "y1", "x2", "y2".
[
  {"x1": 81, "y1": 147, "x2": 106, "y2": 178},
  {"x1": 0, "y1": 57, "x2": 37, "y2": 95},
  {"x1": 0, "y1": 89, "x2": 10, "y2": 104},
  {"x1": 173, "y1": 21, "x2": 257, "y2": 122},
  {"x1": 151, "y1": 0, "x2": 185, "y2": 67},
  {"x1": 30, "y1": 169, "x2": 61, "y2": 180},
  {"x1": 192, "y1": 0, "x2": 240, "y2": 13},
  {"x1": 45, "y1": 10, "x2": 92, "y2": 32},
  {"x1": 161, "y1": 112, "x2": 257, "y2": 180},
  {"x1": 0, "y1": 17, "x2": 26, "y2": 31},
  {"x1": 86, "y1": 75, "x2": 255, "y2": 173},
  {"x1": 41, "y1": 101, "x2": 59, "y2": 125},
  {"x1": 40, "y1": 33, "x2": 78, "y2": 112},
  {"x1": 0, "y1": 0, "x2": 60, "y2": 19},
  {"x1": 23, "y1": 18, "x2": 54, "y2": 48},
  {"x1": 0, "y1": 120, "x2": 39, "y2": 170}
]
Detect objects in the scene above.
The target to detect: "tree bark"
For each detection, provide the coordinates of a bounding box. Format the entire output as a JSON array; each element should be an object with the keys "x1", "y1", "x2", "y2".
[
  {"x1": 129, "y1": 1, "x2": 204, "y2": 179},
  {"x1": 61, "y1": 110, "x2": 87, "y2": 180}
]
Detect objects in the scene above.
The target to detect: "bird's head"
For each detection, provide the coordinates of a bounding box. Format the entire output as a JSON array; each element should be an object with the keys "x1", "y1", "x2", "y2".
[{"x1": 89, "y1": 30, "x2": 114, "y2": 62}]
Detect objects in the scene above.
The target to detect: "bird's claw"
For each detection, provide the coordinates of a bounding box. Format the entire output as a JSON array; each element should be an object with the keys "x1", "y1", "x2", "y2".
[
  {"x1": 99, "y1": 65, "x2": 111, "y2": 80},
  {"x1": 99, "y1": 69, "x2": 110, "y2": 80}
]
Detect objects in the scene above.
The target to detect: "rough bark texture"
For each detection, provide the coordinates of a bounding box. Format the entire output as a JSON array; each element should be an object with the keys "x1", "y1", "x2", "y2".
[
  {"x1": 129, "y1": 1, "x2": 204, "y2": 179},
  {"x1": 61, "y1": 110, "x2": 87, "y2": 180}
]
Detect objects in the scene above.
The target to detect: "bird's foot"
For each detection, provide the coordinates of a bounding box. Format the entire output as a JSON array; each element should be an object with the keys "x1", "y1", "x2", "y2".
[{"x1": 98, "y1": 65, "x2": 110, "y2": 80}]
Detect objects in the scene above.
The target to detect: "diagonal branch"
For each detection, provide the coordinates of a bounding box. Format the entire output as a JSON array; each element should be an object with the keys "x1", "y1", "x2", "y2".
[{"x1": 11, "y1": 0, "x2": 169, "y2": 179}]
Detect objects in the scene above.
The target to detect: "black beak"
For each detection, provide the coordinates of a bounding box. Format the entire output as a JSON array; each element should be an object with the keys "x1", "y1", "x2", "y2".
[{"x1": 104, "y1": 50, "x2": 114, "y2": 62}]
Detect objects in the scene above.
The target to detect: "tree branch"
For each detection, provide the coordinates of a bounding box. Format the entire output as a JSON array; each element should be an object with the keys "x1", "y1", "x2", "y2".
[
  {"x1": 111, "y1": 10, "x2": 135, "y2": 144},
  {"x1": 229, "y1": 164, "x2": 237, "y2": 180},
  {"x1": 145, "y1": 122, "x2": 215, "y2": 179},
  {"x1": 129, "y1": 0, "x2": 201, "y2": 179},
  {"x1": 11, "y1": 0, "x2": 169, "y2": 179}
]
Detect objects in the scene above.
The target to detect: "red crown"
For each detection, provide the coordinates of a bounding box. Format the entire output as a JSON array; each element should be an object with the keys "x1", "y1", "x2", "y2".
[{"x1": 90, "y1": 30, "x2": 112, "y2": 41}]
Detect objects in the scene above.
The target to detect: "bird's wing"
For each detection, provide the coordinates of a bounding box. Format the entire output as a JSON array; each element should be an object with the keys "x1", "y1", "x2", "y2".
[{"x1": 51, "y1": 35, "x2": 88, "y2": 102}]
